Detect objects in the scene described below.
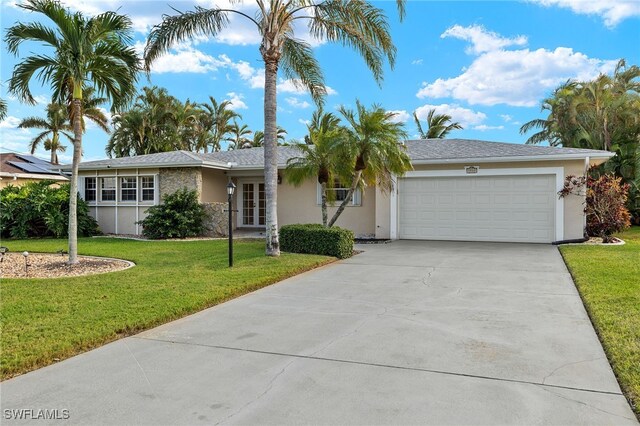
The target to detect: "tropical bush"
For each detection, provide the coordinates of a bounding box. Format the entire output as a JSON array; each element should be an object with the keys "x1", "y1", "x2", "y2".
[
  {"x1": 0, "y1": 181, "x2": 100, "y2": 239},
  {"x1": 280, "y1": 224, "x2": 354, "y2": 259},
  {"x1": 138, "y1": 189, "x2": 206, "y2": 239},
  {"x1": 559, "y1": 174, "x2": 631, "y2": 242}
]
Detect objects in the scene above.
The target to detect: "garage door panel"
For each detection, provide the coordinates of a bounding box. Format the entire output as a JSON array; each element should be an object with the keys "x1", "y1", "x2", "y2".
[{"x1": 399, "y1": 175, "x2": 555, "y2": 243}]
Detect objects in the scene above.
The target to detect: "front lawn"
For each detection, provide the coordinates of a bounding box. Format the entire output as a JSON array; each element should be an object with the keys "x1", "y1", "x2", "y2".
[
  {"x1": 0, "y1": 238, "x2": 332, "y2": 380},
  {"x1": 560, "y1": 227, "x2": 640, "y2": 417}
]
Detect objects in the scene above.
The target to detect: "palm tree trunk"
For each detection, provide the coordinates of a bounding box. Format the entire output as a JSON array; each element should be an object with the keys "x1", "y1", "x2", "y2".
[
  {"x1": 68, "y1": 97, "x2": 82, "y2": 264},
  {"x1": 263, "y1": 59, "x2": 280, "y2": 256},
  {"x1": 50, "y1": 132, "x2": 58, "y2": 164},
  {"x1": 328, "y1": 170, "x2": 362, "y2": 227},
  {"x1": 321, "y1": 181, "x2": 328, "y2": 227}
]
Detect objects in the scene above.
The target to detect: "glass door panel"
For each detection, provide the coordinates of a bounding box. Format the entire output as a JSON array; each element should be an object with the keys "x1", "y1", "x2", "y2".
[
  {"x1": 258, "y1": 183, "x2": 266, "y2": 226},
  {"x1": 242, "y1": 183, "x2": 254, "y2": 226}
]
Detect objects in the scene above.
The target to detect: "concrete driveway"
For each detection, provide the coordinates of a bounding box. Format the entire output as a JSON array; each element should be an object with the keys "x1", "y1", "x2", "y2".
[{"x1": 2, "y1": 241, "x2": 637, "y2": 425}]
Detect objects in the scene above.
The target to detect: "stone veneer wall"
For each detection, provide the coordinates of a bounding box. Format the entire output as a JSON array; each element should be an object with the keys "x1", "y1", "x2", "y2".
[
  {"x1": 203, "y1": 202, "x2": 229, "y2": 237},
  {"x1": 159, "y1": 168, "x2": 202, "y2": 201}
]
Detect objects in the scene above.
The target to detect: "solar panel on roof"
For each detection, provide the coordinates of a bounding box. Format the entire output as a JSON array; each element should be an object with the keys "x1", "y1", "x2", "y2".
[
  {"x1": 15, "y1": 154, "x2": 50, "y2": 165},
  {"x1": 7, "y1": 161, "x2": 54, "y2": 174}
]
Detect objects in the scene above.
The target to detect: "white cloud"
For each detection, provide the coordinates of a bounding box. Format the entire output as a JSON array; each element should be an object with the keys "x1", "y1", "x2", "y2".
[
  {"x1": 298, "y1": 118, "x2": 311, "y2": 126},
  {"x1": 499, "y1": 114, "x2": 513, "y2": 122},
  {"x1": 388, "y1": 110, "x2": 410, "y2": 123},
  {"x1": 414, "y1": 104, "x2": 486, "y2": 127},
  {"x1": 135, "y1": 41, "x2": 232, "y2": 74},
  {"x1": 532, "y1": 0, "x2": 640, "y2": 27},
  {"x1": 285, "y1": 97, "x2": 311, "y2": 109},
  {"x1": 417, "y1": 26, "x2": 618, "y2": 107},
  {"x1": 277, "y1": 79, "x2": 337, "y2": 96},
  {"x1": 473, "y1": 124, "x2": 504, "y2": 131},
  {"x1": 442, "y1": 24, "x2": 527, "y2": 55},
  {"x1": 0, "y1": 116, "x2": 22, "y2": 129},
  {"x1": 225, "y1": 92, "x2": 248, "y2": 110},
  {"x1": 411, "y1": 59, "x2": 424, "y2": 65}
]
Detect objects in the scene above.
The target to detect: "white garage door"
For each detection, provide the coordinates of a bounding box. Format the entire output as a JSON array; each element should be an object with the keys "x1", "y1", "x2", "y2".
[{"x1": 399, "y1": 175, "x2": 556, "y2": 243}]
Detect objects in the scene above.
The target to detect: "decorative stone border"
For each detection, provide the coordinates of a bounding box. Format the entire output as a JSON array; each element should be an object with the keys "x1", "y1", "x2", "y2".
[{"x1": 2, "y1": 252, "x2": 135, "y2": 279}]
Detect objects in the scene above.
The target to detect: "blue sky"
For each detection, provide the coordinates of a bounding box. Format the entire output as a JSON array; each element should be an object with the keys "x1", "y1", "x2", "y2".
[{"x1": 1, "y1": 0, "x2": 639, "y2": 163}]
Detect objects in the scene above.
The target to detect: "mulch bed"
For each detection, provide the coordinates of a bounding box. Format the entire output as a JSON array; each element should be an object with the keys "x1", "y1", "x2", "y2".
[{"x1": 1, "y1": 252, "x2": 133, "y2": 279}]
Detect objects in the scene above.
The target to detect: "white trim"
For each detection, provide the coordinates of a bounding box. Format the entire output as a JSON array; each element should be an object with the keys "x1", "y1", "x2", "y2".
[
  {"x1": 394, "y1": 167, "x2": 565, "y2": 242},
  {"x1": 390, "y1": 174, "x2": 398, "y2": 239},
  {"x1": 236, "y1": 180, "x2": 265, "y2": 228}
]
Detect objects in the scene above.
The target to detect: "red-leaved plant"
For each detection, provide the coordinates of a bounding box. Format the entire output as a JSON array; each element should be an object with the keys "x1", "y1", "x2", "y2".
[{"x1": 559, "y1": 174, "x2": 631, "y2": 242}]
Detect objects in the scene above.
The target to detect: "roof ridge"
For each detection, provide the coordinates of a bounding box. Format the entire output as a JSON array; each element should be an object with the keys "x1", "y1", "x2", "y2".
[{"x1": 179, "y1": 150, "x2": 205, "y2": 162}]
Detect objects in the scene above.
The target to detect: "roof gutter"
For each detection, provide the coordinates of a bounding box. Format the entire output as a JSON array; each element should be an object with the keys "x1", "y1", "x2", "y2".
[
  {"x1": 410, "y1": 152, "x2": 615, "y2": 165},
  {"x1": 62, "y1": 161, "x2": 231, "y2": 171}
]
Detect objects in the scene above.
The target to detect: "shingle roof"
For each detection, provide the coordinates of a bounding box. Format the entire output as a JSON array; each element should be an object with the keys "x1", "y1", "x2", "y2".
[
  {"x1": 73, "y1": 150, "x2": 229, "y2": 169},
  {"x1": 402, "y1": 139, "x2": 611, "y2": 161},
  {"x1": 72, "y1": 139, "x2": 613, "y2": 170}
]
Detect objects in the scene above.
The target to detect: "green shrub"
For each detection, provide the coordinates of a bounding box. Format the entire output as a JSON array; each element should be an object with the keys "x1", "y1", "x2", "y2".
[
  {"x1": 280, "y1": 223, "x2": 354, "y2": 259},
  {"x1": 138, "y1": 189, "x2": 206, "y2": 239},
  {"x1": 0, "y1": 181, "x2": 100, "y2": 239}
]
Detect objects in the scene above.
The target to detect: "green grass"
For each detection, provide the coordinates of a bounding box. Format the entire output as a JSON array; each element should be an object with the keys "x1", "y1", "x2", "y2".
[
  {"x1": 560, "y1": 227, "x2": 640, "y2": 417},
  {"x1": 0, "y1": 238, "x2": 333, "y2": 380}
]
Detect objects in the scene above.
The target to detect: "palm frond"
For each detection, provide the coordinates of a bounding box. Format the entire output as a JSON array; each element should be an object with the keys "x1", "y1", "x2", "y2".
[
  {"x1": 18, "y1": 117, "x2": 51, "y2": 130},
  {"x1": 145, "y1": 7, "x2": 230, "y2": 72},
  {"x1": 281, "y1": 36, "x2": 326, "y2": 105}
]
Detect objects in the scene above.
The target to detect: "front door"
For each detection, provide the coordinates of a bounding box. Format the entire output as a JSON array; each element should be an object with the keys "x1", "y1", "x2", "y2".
[{"x1": 240, "y1": 182, "x2": 265, "y2": 227}]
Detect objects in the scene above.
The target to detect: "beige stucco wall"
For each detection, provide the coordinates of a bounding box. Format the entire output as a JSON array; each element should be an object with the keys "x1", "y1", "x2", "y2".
[
  {"x1": 201, "y1": 168, "x2": 229, "y2": 203},
  {"x1": 396, "y1": 159, "x2": 589, "y2": 241},
  {"x1": 276, "y1": 179, "x2": 376, "y2": 238}
]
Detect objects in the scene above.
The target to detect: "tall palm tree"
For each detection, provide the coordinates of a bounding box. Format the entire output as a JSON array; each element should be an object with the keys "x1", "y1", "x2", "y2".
[
  {"x1": 199, "y1": 97, "x2": 240, "y2": 152},
  {"x1": 244, "y1": 127, "x2": 288, "y2": 148},
  {"x1": 6, "y1": 0, "x2": 139, "y2": 264},
  {"x1": 18, "y1": 103, "x2": 73, "y2": 164},
  {"x1": 286, "y1": 109, "x2": 347, "y2": 225},
  {"x1": 328, "y1": 101, "x2": 411, "y2": 227},
  {"x1": 145, "y1": 0, "x2": 405, "y2": 256},
  {"x1": 226, "y1": 120, "x2": 252, "y2": 150},
  {"x1": 413, "y1": 109, "x2": 463, "y2": 139},
  {"x1": 0, "y1": 98, "x2": 7, "y2": 120}
]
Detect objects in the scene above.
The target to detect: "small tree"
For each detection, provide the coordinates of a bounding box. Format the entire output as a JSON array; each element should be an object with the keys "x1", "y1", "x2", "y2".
[
  {"x1": 286, "y1": 109, "x2": 348, "y2": 226},
  {"x1": 560, "y1": 174, "x2": 631, "y2": 242}
]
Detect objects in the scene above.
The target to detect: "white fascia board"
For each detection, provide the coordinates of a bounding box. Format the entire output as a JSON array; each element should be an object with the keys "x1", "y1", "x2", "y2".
[
  {"x1": 69, "y1": 161, "x2": 230, "y2": 171},
  {"x1": 409, "y1": 153, "x2": 615, "y2": 165},
  {"x1": 0, "y1": 172, "x2": 69, "y2": 180}
]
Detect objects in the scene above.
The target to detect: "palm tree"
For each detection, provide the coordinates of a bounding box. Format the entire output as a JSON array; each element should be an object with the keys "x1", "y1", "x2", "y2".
[
  {"x1": 0, "y1": 99, "x2": 7, "y2": 120},
  {"x1": 6, "y1": 0, "x2": 139, "y2": 264},
  {"x1": 226, "y1": 120, "x2": 252, "y2": 150},
  {"x1": 145, "y1": 0, "x2": 405, "y2": 256},
  {"x1": 413, "y1": 109, "x2": 463, "y2": 139},
  {"x1": 199, "y1": 97, "x2": 240, "y2": 152},
  {"x1": 328, "y1": 101, "x2": 411, "y2": 227},
  {"x1": 18, "y1": 103, "x2": 73, "y2": 164},
  {"x1": 286, "y1": 109, "x2": 347, "y2": 225},
  {"x1": 244, "y1": 127, "x2": 288, "y2": 148}
]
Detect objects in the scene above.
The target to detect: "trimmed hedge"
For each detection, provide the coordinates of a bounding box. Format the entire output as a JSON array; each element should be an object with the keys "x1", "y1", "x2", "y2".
[{"x1": 280, "y1": 224, "x2": 354, "y2": 259}]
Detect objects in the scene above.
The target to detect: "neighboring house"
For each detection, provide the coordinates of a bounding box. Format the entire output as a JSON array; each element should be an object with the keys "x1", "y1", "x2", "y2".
[
  {"x1": 0, "y1": 153, "x2": 68, "y2": 188},
  {"x1": 65, "y1": 139, "x2": 614, "y2": 243}
]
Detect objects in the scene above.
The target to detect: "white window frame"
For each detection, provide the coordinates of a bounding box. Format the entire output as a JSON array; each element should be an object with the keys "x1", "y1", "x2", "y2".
[
  {"x1": 120, "y1": 177, "x2": 137, "y2": 202},
  {"x1": 140, "y1": 176, "x2": 155, "y2": 202},
  {"x1": 316, "y1": 182, "x2": 362, "y2": 206},
  {"x1": 100, "y1": 177, "x2": 116, "y2": 202},
  {"x1": 84, "y1": 177, "x2": 97, "y2": 202}
]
